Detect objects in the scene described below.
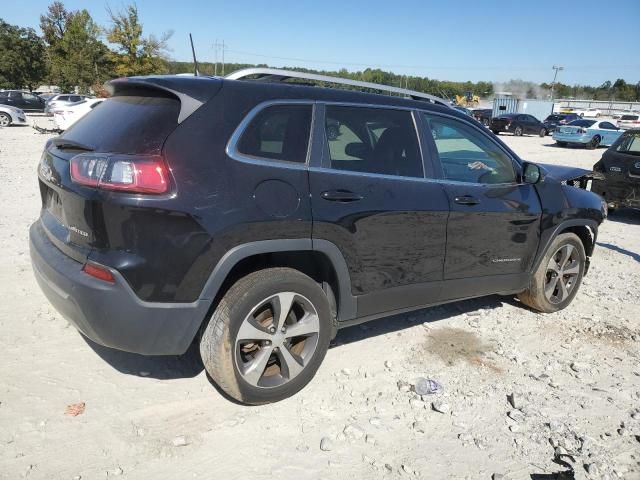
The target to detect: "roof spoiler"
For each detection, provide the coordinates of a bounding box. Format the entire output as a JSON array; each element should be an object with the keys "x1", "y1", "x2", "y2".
[{"x1": 106, "y1": 76, "x2": 222, "y2": 123}]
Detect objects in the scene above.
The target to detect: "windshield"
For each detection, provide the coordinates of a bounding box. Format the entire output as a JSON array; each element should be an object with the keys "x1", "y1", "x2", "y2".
[{"x1": 569, "y1": 119, "x2": 596, "y2": 127}]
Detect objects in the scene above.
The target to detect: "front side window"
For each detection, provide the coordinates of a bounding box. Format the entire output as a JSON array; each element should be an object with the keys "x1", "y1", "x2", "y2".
[
  {"x1": 425, "y1": 114, "x2": 516, "y2": 184},
  {"x1": 237, "y1": 104, "x2": 312, "y2": 163},
  {"x1": 599, "y1": 122, "x2": 616, "y2": 130},
  {"x1": 324, "y1": 105, "x2": 423, "y2": 178}
]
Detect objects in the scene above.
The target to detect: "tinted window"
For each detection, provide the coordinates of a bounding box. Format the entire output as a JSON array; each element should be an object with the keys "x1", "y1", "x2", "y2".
[
  {"x1": 62, "y1": 95, "x2": 180, "y2": 154},
  {"x1": 237, "y1": 104, "x2": 312, "y2": 163},
  {"x1": 546, "y1": 115, "x2": 562, "y2": 122},
  {"x1": 599, "y1": 122, "x2": 616, "y2": 130},
  {"x1": 621, "y1": 115, "x2": 639, "y2": 121},
  {"x1": 569, "y1": 120, "x2": 596, "y2": 127},
  {"x1": 425, "y1": 114, "x2": 516, "y2": 184},
  {"x1": 615, "y1": 132, "x2": 640, "y2": 155},
  {"x1": 8, "y1": 91, "x2": 21, "y2": 98},
  {"x1": 325, "y1": 106, "x2": 422, "y2": 178},
  {"x1": 58, "y1": 95, "x2": 69, "y2": 101}
]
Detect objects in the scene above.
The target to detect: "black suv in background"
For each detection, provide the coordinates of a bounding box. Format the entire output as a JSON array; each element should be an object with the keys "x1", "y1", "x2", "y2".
[
  {"x1": 0, "y1": 90, "x2": 46, "y2": 112},
  {"x1": 491, "y1": 113, "x2": 547, "y2": 137},
  {"x1": 472, "y1": 108, "x2": 493, "y2": 126},
  {"x1": 543, "y1": 113, "x2": 580, "y2": 135},
  {"x1": 30, "y1": 69, "x2": 605, "y2": 404}
]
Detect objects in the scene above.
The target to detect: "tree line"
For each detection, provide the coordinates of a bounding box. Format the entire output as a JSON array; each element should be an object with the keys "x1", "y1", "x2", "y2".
[{"x1": 1, "y1": 2, "x2": 638, "y2": 102}]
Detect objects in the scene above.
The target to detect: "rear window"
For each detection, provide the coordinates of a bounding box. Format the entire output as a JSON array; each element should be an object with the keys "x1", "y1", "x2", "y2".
[
  {"x1": 621, "y1": 115, "x2": 639, "y2": 121},
  {"x1": 61, "y1": 95, "x2": 180, "y2": 154},
  {"x1": 569, "y1": 120, "x2": 596, "y2": 127}
]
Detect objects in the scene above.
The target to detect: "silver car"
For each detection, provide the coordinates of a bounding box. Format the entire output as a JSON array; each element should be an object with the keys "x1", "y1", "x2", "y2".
[
  {"x1": 0, "y1": 104, "x2": 28, "y2": 127},
  {"x1": 45, "y1": 94, "x2": 86, "y2": 115}
]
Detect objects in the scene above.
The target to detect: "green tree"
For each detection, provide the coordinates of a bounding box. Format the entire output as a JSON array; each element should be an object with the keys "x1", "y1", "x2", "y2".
[
  {"x1": 0, "y1": 19, "x2": 47, "y2": 90},
  {"x1": 106, "y1": 4, "x2": 172, "y2": 76},
  {"x1": 40, "y1": 2, "x2": 112, "y2": 92}
]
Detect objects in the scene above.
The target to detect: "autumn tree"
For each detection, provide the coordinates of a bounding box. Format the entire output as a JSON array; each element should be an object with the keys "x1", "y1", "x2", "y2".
[{"x1": 106, "y1": 4, "x2": 172, "y2": 76}]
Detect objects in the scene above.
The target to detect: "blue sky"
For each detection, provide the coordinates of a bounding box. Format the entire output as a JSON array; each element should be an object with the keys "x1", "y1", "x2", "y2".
[{"x1": 5, "y1": 0, "x2": 640, "y2": 85}]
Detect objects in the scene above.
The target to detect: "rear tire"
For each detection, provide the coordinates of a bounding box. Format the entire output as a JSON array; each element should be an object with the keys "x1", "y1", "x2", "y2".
[
  {"x1": 518, "y1": 233, "x2": 586, "y2": 313},
  {"x1": 586, "y1": 135, "x2": 600, "y2": 150},
  {"x1": 539, "y1": 128, "x2": 546, "y2": 137},
  {"x1": 200, "y1": 267, "x2": 332, "y2": 405},
  {"x1": 0, "y1": 113, "x2": 11, "y2": 127}
]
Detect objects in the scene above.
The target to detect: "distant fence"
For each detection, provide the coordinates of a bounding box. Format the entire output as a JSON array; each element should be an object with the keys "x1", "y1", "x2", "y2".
[{"x1": 556, "y1": 99, "x2": 640, "y2": 115}]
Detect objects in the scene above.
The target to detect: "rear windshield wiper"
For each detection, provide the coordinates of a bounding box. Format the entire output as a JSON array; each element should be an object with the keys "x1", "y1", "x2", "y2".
[{"x1": 51, "y1": 138, "x2": 95, "y2": 151}]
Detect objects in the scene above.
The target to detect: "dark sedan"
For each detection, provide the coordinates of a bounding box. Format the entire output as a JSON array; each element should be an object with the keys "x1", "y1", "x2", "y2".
[
  {"x1": 0, "y1": 90, "x2": 46, "y2": 112},
  {"x1": 472, "y1": 108, "x2": 493, "y2": 126},
  {"x1": 490, "y1": 113, "x2": 546, "y2": 137},
  {"x1": 591, "y1": 129, "x2": 640, "y2": 210},
  {"x1": 543, "y1": 113, "x2": 580, "y2": 135}
]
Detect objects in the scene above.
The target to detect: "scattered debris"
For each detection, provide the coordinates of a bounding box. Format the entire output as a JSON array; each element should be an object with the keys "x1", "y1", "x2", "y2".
[{"x1": 413, "y1": 377, "x2": 443, "y2": 396}]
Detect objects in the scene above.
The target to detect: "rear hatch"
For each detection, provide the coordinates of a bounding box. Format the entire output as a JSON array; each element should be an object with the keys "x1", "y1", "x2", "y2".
[
  {"x1": 37, "y1": 76, "x2": 222, "y2": 263},
  {"x1": 619, "y1": 114, "x2": 640, "y2": 128},
  {"x1": 491, "y1": 116, "x2": 512, "y2": 129}
]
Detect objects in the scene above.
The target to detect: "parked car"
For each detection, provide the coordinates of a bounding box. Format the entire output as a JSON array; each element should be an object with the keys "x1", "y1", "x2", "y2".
[
  {"x1": 45, "y1": 94, "x2": 87, "y2": 115},
  {"x1": 490, "y1": 113, "x2": 547, "y2": 137},
  {"x1": 30, "y1": 69, "x2": 605, "y2": 405},
  {"x1": 0, "y1": 104, "x2": 28, "y2": 127},
  {"x1": 617, "y1": 113, "x2": 640, "y2": 130},
  {"x1": 471, "y1": 108, "x2": 493, "y2": 126},
  {"x1": 53, "y1": 98, "x2": 104, "y2": 131},
  {"x1": 543, "y1": 113, "x2": 580, "y2": 135},
  {"x1": 575, "y1": 108, "x2": 601, "y2": 118},
  {"x1": 591, "y1": 129, "x2": 640, "y2": 210},
  {"x1": 0, "y1": 90, "x2": 46, "y2": 112},
  {"x1": 553, "y1": 119, "x2": 623, "y2": 149}
]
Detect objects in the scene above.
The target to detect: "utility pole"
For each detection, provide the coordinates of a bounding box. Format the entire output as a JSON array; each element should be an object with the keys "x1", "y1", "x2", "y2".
[
  {"x1": 213, "y1": 39, "x2": 218, "y2": 76},
  {"x1": 550, "y1": 65, "x2": 564, "y2": 101},
  {"x1": 221, "y1": 40, "x2": 225, "y2": 76}
]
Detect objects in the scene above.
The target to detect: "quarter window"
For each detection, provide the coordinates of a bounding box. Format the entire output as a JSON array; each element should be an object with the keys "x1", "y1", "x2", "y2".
[
  {"x1": 237, "y1": 104, "x2": 312, "y2": 163},
  {"x1": 324, "y1": 105, "x2": 423, "y2": 178},
  {"x1": 424, "y1": 114, "x2": 516, "y2": 184}
]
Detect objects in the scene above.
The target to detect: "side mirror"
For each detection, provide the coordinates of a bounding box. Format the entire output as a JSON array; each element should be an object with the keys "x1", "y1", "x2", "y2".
[{"x1": 523, "y1": 162, "x2": 542, "y2": 184}]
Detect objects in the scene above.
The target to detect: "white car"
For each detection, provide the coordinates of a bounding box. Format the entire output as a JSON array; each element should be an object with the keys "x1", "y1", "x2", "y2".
[
  {"x1": 617, "y1": 113, "x2": 640, "y2": 130},
  {"x1": 53, "y1": 98, "x2": 104, "y2": 130},
  {"x1": 575, "y1": 108, "x2": 601, "y2": 118},
  {"x1": 0, "y1": 104, "x2": 28, "y2": 127}
]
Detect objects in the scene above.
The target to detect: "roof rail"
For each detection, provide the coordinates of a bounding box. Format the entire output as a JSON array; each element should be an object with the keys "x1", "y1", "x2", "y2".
[{"x1": 225, "y1": 68, "x2": 450, "y2": 107}]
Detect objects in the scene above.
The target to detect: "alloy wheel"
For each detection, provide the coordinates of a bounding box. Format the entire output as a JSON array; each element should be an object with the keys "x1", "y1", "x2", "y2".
[
  {"x1": 234, "y1": 292, "x2": 320, "y2": 388},
  {"x1": 544, "y1": 244, "x2": 581, "y2": 304},
  {"x1": 0, "y1": 114, "x2": 10, "y2": 127}
]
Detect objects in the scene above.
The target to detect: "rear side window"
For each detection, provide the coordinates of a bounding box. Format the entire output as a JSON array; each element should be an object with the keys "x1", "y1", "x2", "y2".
[
  {"x1": 425, "y1": 114, "x2": 516, "y2": 184},
  {"x1": 615, "y1": 132, "x2": 640, "y2": 155},
  {"x1": 62, "y1": 95, "x2": 180, "y2": 154},
  {"x1": 237, "y1": 104, "x2": 312, "y2": 163},
  {"x1": 324, "y1": 105, "x2": 422, "y2": 178}
]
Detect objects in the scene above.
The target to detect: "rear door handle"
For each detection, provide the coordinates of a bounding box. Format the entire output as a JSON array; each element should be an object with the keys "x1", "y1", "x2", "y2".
[
  {"x1": 454, "y1": 195, "x2": 480, "y2": 206},
  {"x1": 321, "y1": 190, "x2": 363, "y2": 202}
]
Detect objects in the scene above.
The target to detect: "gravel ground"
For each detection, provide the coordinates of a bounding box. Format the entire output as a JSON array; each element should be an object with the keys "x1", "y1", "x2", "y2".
[{"x1": 0, "y1": 116, "x2": 638, "y2": 480}]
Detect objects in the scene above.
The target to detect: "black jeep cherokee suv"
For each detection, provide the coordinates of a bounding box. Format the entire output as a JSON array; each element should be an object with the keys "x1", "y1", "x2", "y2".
[{"x1": 30, "y1": 70, "x2": 605, "y2": 404}]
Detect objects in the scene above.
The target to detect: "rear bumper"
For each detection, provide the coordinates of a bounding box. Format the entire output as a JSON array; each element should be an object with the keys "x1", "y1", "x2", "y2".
[
  {"x1": 29, "y1": 221, "x2": 210, "y2": 355},
  {"x1": 591, "y1": 178, "x2": 640, "y2": 208}
]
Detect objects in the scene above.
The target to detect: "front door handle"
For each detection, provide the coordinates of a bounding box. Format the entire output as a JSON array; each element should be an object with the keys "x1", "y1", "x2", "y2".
[
  {"x1": 454, "y1": 195, "x2": 480, "y2": 206},
  {"x1": 320, "y1": 190, "x2": 363, "y2": 202}
]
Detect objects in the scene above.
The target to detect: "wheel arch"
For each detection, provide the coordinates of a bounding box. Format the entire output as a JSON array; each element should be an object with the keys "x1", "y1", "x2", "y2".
[
  {"x1": 198, "y1": 239, "x2": 357, "y2": 338},
  {"x1": 531, "y1": 220, "x2": 598, "y2": 275}
]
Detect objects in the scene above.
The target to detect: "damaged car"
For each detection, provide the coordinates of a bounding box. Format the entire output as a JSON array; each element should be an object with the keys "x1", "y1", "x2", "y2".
[{"x1": 591, "y1": 129, "x2": 640, "y2": 210}]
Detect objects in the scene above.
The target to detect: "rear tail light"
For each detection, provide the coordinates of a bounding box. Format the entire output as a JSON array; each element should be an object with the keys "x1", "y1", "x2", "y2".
[
  {"x1": 82, "y1": 263, "x2": 115, "y2": 283},
  {"x1": 70, "y1": 153, "x2": 169, "y2": 194}
]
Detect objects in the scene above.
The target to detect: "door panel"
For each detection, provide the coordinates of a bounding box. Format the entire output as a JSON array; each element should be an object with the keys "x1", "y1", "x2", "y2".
[
  {"x1": 422, "y1": 112, "x2": 542, "y2": 280},
  {"x1": 309, "y1": 105, "x2": 449, "y2": 314}
]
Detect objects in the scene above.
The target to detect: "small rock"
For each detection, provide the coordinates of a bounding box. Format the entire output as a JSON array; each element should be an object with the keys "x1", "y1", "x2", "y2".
[
  {"x1": 401, "y1": 464, "x2": 414, "y2": 475},
  {"x1": 384, "y1": 360, "x2": 393, "y2": 370},
  {"x1": 73, "y1": 476, "x2": 81, "y2": 480},
  {"x1": 507, "y1": 410, "x2": 525, "y2": 423},
  {"x1": 584, "y1": 463, "x2": 600, "y2": 476},
  {"x1": 172, "y1": 436, "x2": 188, "y2": 447},
  {"x1": 506, "y1": 393, "x2": 520, "y2": 409},
  {"x1": 343, "y1": 424, "x2": 365, "y2": 440},
  {"x1": 362, "y1": 454, "x2": 374, "y2": 464},
  {"x1": 570, "y1": 362, "x2": 588, "y2": 373},
  {"x1": 365, "y1": 434, "x2": 376, "y2": 445},
  {"x1": 509, "y1": 424, "x2": 520, "y2": 433},
  {"x1": 320, "y1": 437, "x2": 334, "y2": 451},
  {"x1": 369, "y1": 417, "x2": 382, "y2": 426},
  {"x1": 341, "y1": 368, "x2": 352, "y2": 376},
  {"x1": 108, "y1": 467, "x2": 123, "y2": 476},
  {"x1": 547, "y1": 420, "x2": 563, "y2": 433},
  {"x1": 296, "y1": 444, "x2": 309, "y2": 452},
  {"x1": 432, "y1": 401, "x2": 450, "y2": 414},
  {"x1": 617, "y1": 428, "x2": 627, "y2": 436},
  {"x1": 412, "y1": 421, "x2": 427, "y2": 433},
  {"x1": 409, "y1": 398, "x2": 425, "y2": 409},
  {"x1": 397, "y1": 380, "x2": 411, "y2": 393}
]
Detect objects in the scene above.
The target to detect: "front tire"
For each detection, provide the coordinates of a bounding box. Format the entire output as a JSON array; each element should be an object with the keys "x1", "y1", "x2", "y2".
[
  {"x1": 0, "y1": 113, "x2": 11, "y2": 127},
  {"x1": 514, "y1": 126, "x2": 523, "y2": 136},
  {"x1": 518, "y1": 233, "x2": 586, "y2": 313},
  {"x1": 200, "y1": 267, "x2": 332, "y2": 405},
  {"x1": 539, "y1": 128, "x2": 546, "y2": 137}
]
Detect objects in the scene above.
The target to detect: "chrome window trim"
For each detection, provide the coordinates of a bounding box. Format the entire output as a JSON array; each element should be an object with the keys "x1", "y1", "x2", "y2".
[{"x1": 226, "y1": 99, "x2": 316, "y2": 169}]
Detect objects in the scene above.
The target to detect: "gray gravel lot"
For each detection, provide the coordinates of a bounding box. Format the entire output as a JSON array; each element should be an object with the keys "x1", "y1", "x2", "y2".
[{"x1": 0, "y1": 117, "x2": 638, "y2": 480}]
